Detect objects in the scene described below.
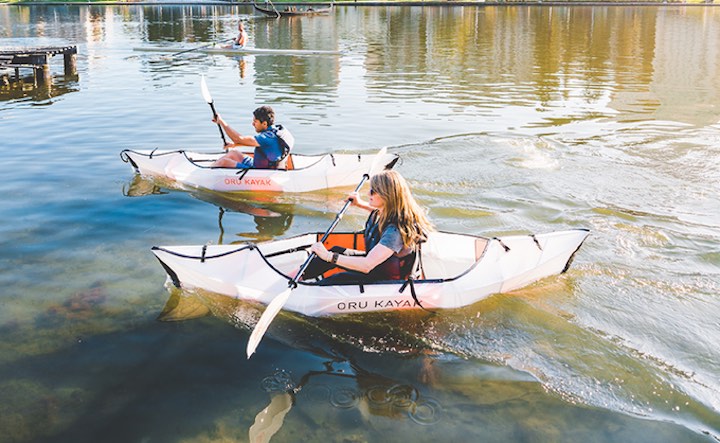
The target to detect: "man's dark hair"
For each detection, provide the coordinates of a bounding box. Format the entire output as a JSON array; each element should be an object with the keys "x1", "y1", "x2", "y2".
[{"x1": 253, "y1": 106, "x2": 275, "y2": 126}]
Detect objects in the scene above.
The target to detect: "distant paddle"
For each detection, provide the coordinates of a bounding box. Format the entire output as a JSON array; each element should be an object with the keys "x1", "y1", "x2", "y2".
[
  {"x1": 200, "y1": 75, "x2": 228, "y2": 147},
  {"x1": 246, "y1": 147, "x2": 389, "y2": 359},
  {"x1": 164, "y1": 38, "x2": 233, "y2": 59}
]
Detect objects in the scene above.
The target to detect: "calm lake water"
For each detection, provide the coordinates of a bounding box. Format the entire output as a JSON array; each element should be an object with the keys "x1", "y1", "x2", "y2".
[{"x1": 1, "y1": 4, "x2": 719, "y2": 442}]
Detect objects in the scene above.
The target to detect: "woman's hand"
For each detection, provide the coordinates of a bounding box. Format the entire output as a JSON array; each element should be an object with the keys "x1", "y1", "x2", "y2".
[
  {"x1": 310, "y1": 242, "x2": 331, "y2": 262},
  {"x1": 347, "y1": 191, "x2": 366, "y2": 208},
  {"x1": 347, "y1": 191, "x2": 375, "y2": 212}
]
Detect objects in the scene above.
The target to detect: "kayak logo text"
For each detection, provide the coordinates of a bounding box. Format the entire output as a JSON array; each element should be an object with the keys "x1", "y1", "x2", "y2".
[
  {"x1": 224, "y1": 177, "x2": 273, "y2": 187},
  {"x1": 337, "y1": 299, "x2": 413, "y2": 312}
]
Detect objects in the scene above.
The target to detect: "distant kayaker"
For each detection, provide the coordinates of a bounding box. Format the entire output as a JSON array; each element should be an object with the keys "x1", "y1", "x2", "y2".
[
  {"x1": 233, "y1": 21, "x2": 248, "y2": 48},
  {"x1": 211, "y1": 106, "x2": 292, "y2": 169},
  {"x1": 296, "y1": 170, "x2": 434, "y2": 284}
]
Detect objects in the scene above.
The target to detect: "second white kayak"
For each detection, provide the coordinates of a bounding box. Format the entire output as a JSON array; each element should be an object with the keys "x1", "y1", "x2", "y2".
[{"x1": 121, "y1": 149, "x2": 399, "y2": 193}]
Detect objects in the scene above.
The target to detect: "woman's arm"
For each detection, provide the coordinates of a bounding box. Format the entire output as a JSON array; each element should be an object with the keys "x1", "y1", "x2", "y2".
[
  {"x1": 348, "y1": 192, "x2": 374, "y2": 212},
  {"x1": 310, "y1": 242, "x2": 393, "y2": 274}
]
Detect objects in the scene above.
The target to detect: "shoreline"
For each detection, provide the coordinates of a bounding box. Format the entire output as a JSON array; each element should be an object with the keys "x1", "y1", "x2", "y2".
[{"x1": 2, "y1": 1, "x2": 719, "y2": 6}]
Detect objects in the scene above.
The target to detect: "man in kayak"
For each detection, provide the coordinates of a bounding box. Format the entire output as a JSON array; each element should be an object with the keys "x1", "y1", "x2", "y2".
[
  {"x1": 296, "y1": 170, "x2": 434, "y2": 284},
  {"x1": 232, "y1": 21, "x2": 248, "y2": 48},
  {"x1": 211, "y1": 106, "x2": 292, "y2": 169},
  {"x1": 221, "y1": 21, "x2": 247, "y2": 49}
]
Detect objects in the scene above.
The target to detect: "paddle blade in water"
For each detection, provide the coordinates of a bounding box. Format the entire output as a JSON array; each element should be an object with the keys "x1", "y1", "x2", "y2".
[
  {"x1": 246, "y1": 287, "x2": 292, "y2": 359},
  {"x1": 249, "y1": 392, "x2": 293, "y2": 442},
  {"x1": 200, "y1": 75, "x2": 213, "y2": 104},
  {"x1": 246, "y1": 149, "x2": 388, "y2": 358}
]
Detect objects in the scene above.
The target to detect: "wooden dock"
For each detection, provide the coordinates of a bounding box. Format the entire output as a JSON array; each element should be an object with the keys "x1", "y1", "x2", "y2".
[{"x1": 0, "y1": 45, "x2": 77, "y2": 86}]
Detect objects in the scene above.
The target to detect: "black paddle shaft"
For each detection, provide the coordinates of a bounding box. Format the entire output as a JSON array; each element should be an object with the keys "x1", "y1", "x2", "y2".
[
  {"x1": 208, "y1": 102, "x2": 228, "y2": 146},
  {"x1": 290, "y1": 173, "x2": 370, "y2": 287}
]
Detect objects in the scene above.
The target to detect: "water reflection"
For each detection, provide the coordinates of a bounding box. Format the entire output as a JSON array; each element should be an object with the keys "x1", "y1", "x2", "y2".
[
  {"x1": 123, "y1": 5, "x2": 341, "y2": 107},
  {"x1": 216, "y1": 205, "x2": 294, "y2": 244},
  {"x1": 157, "y1": 289, "x2": 210, "y2": 322},
  {"x1": 123, "y1": 175, "x2": 299, "y2": 242},
  {"x1": 251, "y1": 361, "x2": 441, "y2": 442},
  {"x1": 357, "y1": 6, "x2": 720, "y2": 127},
  {"x1": 122, "y1": 174, "x2": 168, "y2": 197},
  {"x1": 130, "y1": 5, "x2": 720, "y2": 126},
  {"x1": 252, "y1": 17, "x2": 340, "y2": 109},
  {"x1": 0, "y1": 73, "x2": 79, "y2": 104},
  {"x1": 0, "y1": 56, "x2": 80, "y2": 104},
  {"x1": 160, "y1": 269, "x2": 720, "y2": 439},
  {"x1": 238, "y1": 55, "x2": 247, "y2": 79},
  {"x1": 4, "y1": 6, "x2": 720, "y2": 125},
  {"x1": 143, "y1": 9, "x2": 211, "y2": 43}
]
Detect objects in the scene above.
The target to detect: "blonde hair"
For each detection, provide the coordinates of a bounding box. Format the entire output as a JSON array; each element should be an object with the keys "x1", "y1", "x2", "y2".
[{"x1": 370, "y1": 170, "x2": 434, "y2": 247}]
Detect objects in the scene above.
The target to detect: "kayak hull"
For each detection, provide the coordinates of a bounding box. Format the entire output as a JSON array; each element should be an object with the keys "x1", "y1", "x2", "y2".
[
  {"x1": 151, "y1": 229, "x2": 590, "y2": 317},
  {"x1": 121, "y1": 149, "x2": 398, "y2": 193},
  {"x1": 133, "y1": 46, "x2": 342, "y2": 56}
]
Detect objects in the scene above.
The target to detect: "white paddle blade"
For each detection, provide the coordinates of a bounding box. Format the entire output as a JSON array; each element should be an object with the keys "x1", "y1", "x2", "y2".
[
  {"x1": 369, "y1": 146, "x2": 388, "y2": 176},
  {"x1": 248, "y1": 392, "x2": 293, "y2": 443},
  {"x1": 245, "y1": 148, "x2": 388, "y2": 359},
  {"x1": 200, "y1": 75, "x2": 213, "y2": 104},
  {"x1": 246, "y1": 287, "x2": 292, "y2": 359}
]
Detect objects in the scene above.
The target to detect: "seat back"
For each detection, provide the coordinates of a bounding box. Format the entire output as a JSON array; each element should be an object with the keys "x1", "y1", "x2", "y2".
[{"x1": 278, "y1": 154, "x2": 294, "y2": 170}]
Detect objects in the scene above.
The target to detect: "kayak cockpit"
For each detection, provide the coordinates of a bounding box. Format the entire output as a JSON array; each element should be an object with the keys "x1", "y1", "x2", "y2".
[{"x1": 257, "y1": 231, "x2": 490, "y2": 283}]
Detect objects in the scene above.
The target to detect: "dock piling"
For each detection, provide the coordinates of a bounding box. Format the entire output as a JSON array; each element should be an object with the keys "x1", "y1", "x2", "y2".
[
  {"x1": 0, "y1": 45, "x2": 78, "y2": 86},
  {"x1": 64, "y1": 51, "x2": 77, "y2": 76}
]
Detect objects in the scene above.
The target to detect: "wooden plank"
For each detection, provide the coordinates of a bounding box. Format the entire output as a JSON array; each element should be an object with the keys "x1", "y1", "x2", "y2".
[
  {"x1": 0, "y1": 46, "x2": 77, "y2": 57},
  {"x1": 3, "y1": 63, "x2": 42, "y2": 69}
]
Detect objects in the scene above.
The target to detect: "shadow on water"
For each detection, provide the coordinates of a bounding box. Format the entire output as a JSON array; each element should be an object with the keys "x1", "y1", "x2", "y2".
[{"x1": 145, "y1": 288, "x2": 716, "y2": 442}]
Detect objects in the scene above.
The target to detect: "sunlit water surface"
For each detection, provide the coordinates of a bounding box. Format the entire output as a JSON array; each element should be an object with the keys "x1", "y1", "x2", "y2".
[{"x1": 1, "y1": 4, "x2": 719, "y2": 442}]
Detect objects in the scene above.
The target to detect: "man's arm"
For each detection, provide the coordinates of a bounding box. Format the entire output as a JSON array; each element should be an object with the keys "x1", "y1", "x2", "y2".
[{"x1": 214, "y1": 115, "x2": 259, "y2": 147}]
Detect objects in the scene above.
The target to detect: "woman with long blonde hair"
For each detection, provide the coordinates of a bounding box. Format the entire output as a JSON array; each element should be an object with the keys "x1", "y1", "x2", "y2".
[{"x1": 298, "y1": 170, "x2": 434, "y2": 284}]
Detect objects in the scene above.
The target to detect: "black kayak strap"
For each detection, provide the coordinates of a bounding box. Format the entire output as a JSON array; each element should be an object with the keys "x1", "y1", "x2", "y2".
[
  {"x1": 399, "y1": 277, "x2": 431, "y2": 312},
  {"x1": 493, "y1": 237, "x2": 511, "y2": 252}
]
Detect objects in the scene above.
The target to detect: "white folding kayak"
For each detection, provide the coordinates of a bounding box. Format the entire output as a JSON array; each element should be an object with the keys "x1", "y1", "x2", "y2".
[
  {"x1": 151, "y1": 229, "x2": 590, "y2": 317},
  {"x1": 120, "y1": 149, "x2": 399, "y2": 193}
]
